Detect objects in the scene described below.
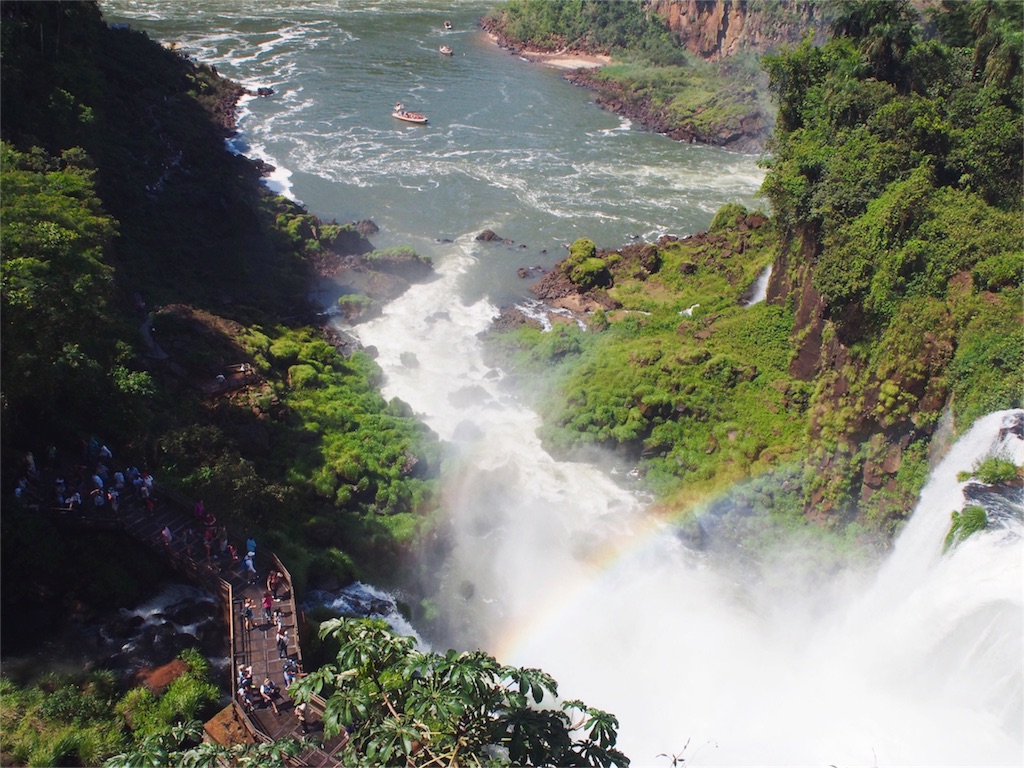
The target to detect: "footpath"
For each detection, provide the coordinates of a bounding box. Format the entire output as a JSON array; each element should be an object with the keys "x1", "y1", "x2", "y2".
[{"x1": 28, "y1": 457, "x2": 349, "y2": 765}]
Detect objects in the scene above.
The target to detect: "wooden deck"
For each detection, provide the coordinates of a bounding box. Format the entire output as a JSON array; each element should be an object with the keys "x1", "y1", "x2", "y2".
[{"x1": 54, "y1": 486, "x2": 350, "y2": 764}]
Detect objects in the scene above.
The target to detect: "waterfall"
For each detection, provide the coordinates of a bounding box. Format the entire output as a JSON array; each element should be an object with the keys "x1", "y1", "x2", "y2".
[
  {"x1": 744, "y1": 263, "x2": 772, "y2": 306},
  {"x1": 352, "y1": 260, "x2": 1023, "y2": 765}
]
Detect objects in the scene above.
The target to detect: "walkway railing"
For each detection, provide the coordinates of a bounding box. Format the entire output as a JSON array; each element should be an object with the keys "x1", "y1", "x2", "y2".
[{"x1": 42, "y1": 478, "x2": 348, "y2": 765}]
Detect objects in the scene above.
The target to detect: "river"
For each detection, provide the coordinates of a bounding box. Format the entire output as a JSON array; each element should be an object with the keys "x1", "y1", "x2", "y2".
[{"x1": 101, "y1": 2, "x2": 1023, "y2": 766}]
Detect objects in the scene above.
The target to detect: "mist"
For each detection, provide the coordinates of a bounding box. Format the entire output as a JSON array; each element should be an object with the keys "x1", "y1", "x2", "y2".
[{"x1": 348, "y1": 242, "x2": 1023, "y2": 767}]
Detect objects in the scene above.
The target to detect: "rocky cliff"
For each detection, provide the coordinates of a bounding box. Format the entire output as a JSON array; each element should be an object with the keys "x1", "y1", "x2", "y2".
[{"x1": 647, "y1": 0, "x2": 826, "y2": 60}]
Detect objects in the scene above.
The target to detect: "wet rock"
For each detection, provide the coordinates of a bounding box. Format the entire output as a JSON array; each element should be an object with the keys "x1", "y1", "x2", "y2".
[{"x1": 353, "y1": 219, "x2": 379, "y2": 236}]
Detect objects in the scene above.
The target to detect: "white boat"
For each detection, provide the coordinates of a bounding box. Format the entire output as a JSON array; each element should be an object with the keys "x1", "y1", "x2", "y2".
[
  {"x1": 392, "y1": 103, "x2": 428, "y2": 124},
  {"x1": 439, "y1": 45, "x2": 453, "y2": 56}
]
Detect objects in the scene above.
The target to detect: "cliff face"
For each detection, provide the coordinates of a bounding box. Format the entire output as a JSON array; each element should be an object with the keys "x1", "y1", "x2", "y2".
[{"x1": 647, "y1": 0, "x2": 825, "y2": 60}]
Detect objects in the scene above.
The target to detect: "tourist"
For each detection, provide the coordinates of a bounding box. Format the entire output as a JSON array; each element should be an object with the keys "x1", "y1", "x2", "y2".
[
  {"x1": 242, "y1": 551, "x2": 257, "y2": 584},
  {"x1": 161, "y1": 525, "x2": 172, "y2": 547},
  {"x1": 267, "y1": 570, "x2": 285, "y2": 600},
  {"x1": 259, "y1": 678, "x2": 280, "y2": 714},
  {"x1": 242, "y1": 598, "x2": 255, "y2": 631},
  {"x1": 273, "y1": 608, "x2": 284, "y2": 633},
  {"x1": 262, "y1": 590, "x2": 274, "y2": 624},
  {"x1": 245, "y1": 536, "x2": 257, "y2": 557},
  {"x1": 283, "y1": 657, "x2": 303, "y2": 688},
  {"x1": 238, "y1": 664, "x2": 253, "y2": 689},
  {"x1": 276, "y1": 628, "x2": 289, "y2": 659},
  {"x1": 295, "y1": 701, "x2": 309, "y2": 733},
  {"x1": 237, "y1": 683, "x2": 255, "y2": 715}
]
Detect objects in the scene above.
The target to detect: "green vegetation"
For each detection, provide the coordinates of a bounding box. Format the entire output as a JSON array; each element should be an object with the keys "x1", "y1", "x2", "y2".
[
  {"x1": 290, "y1": 618, "x2": 628, "y2": 767},
  {"x1": 485, "y1": 0, "x2": 1022, "y2": 535},
  {"x1": 943, "y1": 505, "x2": 989, "y2": 552},
  {"x1": 0, "y1": 650, "x2": 223, "y2": 767},
  {"x1": 483, "y1": 0, "x2": 686, "y2": 63},
  {"x1": 487, "y1": 209, "x2": 794, "y2": 507},
  {"x1": 0, "y1": 5, "x2": 620, "y2": 767},
  {"x1": 0, "y1": 2, "x2": 441, "y2": 599},
  {"x1": 483, "y1": 0, "x2": 813, "y2": 147},
  {"x1": 957, "y1": 455, "x2": 1022, "y2": 485}
]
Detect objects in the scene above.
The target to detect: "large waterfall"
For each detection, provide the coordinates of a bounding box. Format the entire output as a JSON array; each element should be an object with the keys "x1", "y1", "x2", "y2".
[{"x1": 354, "y1": 254, "x2": 1023, "y2": 766}]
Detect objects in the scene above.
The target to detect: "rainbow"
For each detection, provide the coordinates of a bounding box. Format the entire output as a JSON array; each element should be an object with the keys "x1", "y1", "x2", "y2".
[{"x1": 492, "y1": 509, "x2": 685, "y2": 665}]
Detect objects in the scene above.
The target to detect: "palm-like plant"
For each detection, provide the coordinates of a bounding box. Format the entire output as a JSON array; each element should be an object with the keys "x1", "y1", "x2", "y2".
[{"x1": 288, "y1": 617, "x2": 630, "y2": 767}]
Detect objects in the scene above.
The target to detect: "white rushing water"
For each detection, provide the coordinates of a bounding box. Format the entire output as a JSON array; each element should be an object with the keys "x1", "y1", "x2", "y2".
[{"x1": 357, "y1": 251, "x2": 1024, "y2": 767}]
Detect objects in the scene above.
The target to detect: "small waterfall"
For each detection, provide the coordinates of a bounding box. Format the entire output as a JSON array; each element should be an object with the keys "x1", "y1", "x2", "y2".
[{"x1": 744, "y1": 263, "x2": 772, "y2": 306}]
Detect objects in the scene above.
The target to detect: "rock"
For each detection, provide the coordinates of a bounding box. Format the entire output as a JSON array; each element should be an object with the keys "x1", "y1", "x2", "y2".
[
  {"x1": 476, "y1": 229, "x2": 503, "y2": 242},
  {"x1": 129, "y1": 658, "x2": 189, "y2": 696},
  {"x1": 353, "y1": 219, "x2": 379, "y2": 236}
]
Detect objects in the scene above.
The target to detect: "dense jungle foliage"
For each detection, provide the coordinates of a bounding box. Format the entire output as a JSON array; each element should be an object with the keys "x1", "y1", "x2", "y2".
[
  {"x1": 0, "y1": 649, "x2": 224, "y2": 767},
  {"x1": 485, "y1": 0, "x2": 1022, "y2": 536}
]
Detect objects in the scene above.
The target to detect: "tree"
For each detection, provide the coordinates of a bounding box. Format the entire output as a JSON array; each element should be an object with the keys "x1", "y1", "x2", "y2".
[
  {"x1": 0, "y1": 142, "x2": 124, "y2": 434},
  {"x1": 290, "y1": 618, "x2": 630, "y2": 767},
  {"x1": 830, "y1": 0, "x2": 919, "y2": 90}
]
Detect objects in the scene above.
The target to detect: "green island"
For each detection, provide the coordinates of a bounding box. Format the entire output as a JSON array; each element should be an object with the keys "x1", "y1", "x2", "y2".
[{"x1": 1, "y1": 1, "x2": 1021, "y2": 766}]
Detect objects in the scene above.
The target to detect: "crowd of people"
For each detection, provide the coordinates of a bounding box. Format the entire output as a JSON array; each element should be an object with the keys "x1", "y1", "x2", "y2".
[
  {"x1": 12, "y1": 439, "x2": 157, "y2": 517},
  {"x1": 13, "y1": 437, "x2": 325, "y2": 742}
]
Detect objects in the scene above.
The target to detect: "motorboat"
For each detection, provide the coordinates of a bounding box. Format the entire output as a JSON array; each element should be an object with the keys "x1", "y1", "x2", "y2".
[
  {"x1": 439, "y1": 45, "x2": 453, "y2": 56},
  {"x1": 392, "y1": 103, "x2": 428, "y2": 124}
]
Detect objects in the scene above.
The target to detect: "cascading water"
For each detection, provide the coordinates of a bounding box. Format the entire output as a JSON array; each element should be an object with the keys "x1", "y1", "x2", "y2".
[
  {"x1": 355, "y1": 250, "x2": 1024, "y2": 766},
  {"x1": 744, "y1": 263, "x2": 772, "y2": 306}
]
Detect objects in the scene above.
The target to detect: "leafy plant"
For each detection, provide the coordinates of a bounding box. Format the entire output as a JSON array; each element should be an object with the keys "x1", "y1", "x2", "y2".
[
  {"x1": 289, "y1": 617, "x2": 630, "y2": 767},
  {"x1": 943, "y1": 505, "x2": 988, "y2": 552}
]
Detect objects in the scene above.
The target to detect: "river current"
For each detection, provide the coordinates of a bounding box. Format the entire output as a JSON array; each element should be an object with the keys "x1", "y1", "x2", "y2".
[{"x1": 102, "y1": 3, "x2": 1023, "y2": 765}]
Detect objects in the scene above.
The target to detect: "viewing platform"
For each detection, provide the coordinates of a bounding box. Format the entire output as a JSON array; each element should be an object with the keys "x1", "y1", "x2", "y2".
[{"x1": 40, "y1": 476, "x2": 349, "y2": 765}]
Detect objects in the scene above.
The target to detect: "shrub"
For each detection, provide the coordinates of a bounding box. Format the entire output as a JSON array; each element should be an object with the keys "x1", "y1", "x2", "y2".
[
  {"x1": 957, "y1": 456, "x2": 1021, "y2": 485},
  {"x1": 943, "y1": 505, "x2": 988, "y2": 552}
]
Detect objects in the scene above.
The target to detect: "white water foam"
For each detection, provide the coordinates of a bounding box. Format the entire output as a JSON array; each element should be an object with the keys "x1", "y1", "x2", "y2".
[{"x1": 348, "y1": 251, "x2": 1023, "y2": 766}]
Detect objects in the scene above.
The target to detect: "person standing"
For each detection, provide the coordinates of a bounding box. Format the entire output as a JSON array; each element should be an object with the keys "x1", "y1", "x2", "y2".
[
  {"x1": 241, "y1": 597, "x2": 256, "y2": 631},
  {"x1": 259, "y1": 678, "x2": 280, "y2": 714},
  {"x1": 276, "y1": 628, "x2": 289, "y2": 659},
  {"x1": 262, "y1": 590, "x2": 274, "y2": 624},
  {"x1": 267, "y1": 570, "x2": 285, "y2": 600},
  {"x1": 242, "y1": 551, "x2": 257, "y2": 585},
  {"x1": 295, "y1": 701, "x2": 309, "y2": 734}
]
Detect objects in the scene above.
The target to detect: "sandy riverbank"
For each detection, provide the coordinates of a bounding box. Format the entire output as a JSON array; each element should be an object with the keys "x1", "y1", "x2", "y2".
[{"x1": 485, "y1": 31, "x2": 610, "y2": 69}]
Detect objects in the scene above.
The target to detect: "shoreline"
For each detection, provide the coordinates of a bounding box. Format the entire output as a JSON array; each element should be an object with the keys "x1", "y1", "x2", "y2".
[{"x1": 484, "y1": 31, "x2": 610, "y2": 70}]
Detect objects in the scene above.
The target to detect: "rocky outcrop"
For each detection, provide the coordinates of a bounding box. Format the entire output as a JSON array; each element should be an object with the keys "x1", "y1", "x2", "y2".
[
  {"x1": 647, "y1": 0, "x2": 827, "y2": 61},
  {"x1": 564, "y1": 70, "x2": 771, "y2": 152}
]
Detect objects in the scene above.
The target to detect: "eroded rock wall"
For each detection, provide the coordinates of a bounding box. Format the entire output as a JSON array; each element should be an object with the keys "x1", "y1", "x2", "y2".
[{"x1": 646, "y1": 0, "x2": 825, "y2": 60}]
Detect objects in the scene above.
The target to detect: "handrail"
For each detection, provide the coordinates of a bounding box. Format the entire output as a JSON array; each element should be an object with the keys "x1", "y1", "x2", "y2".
[{"x1": 46, "y1": 473, "x2": 344, "y2": 764}]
